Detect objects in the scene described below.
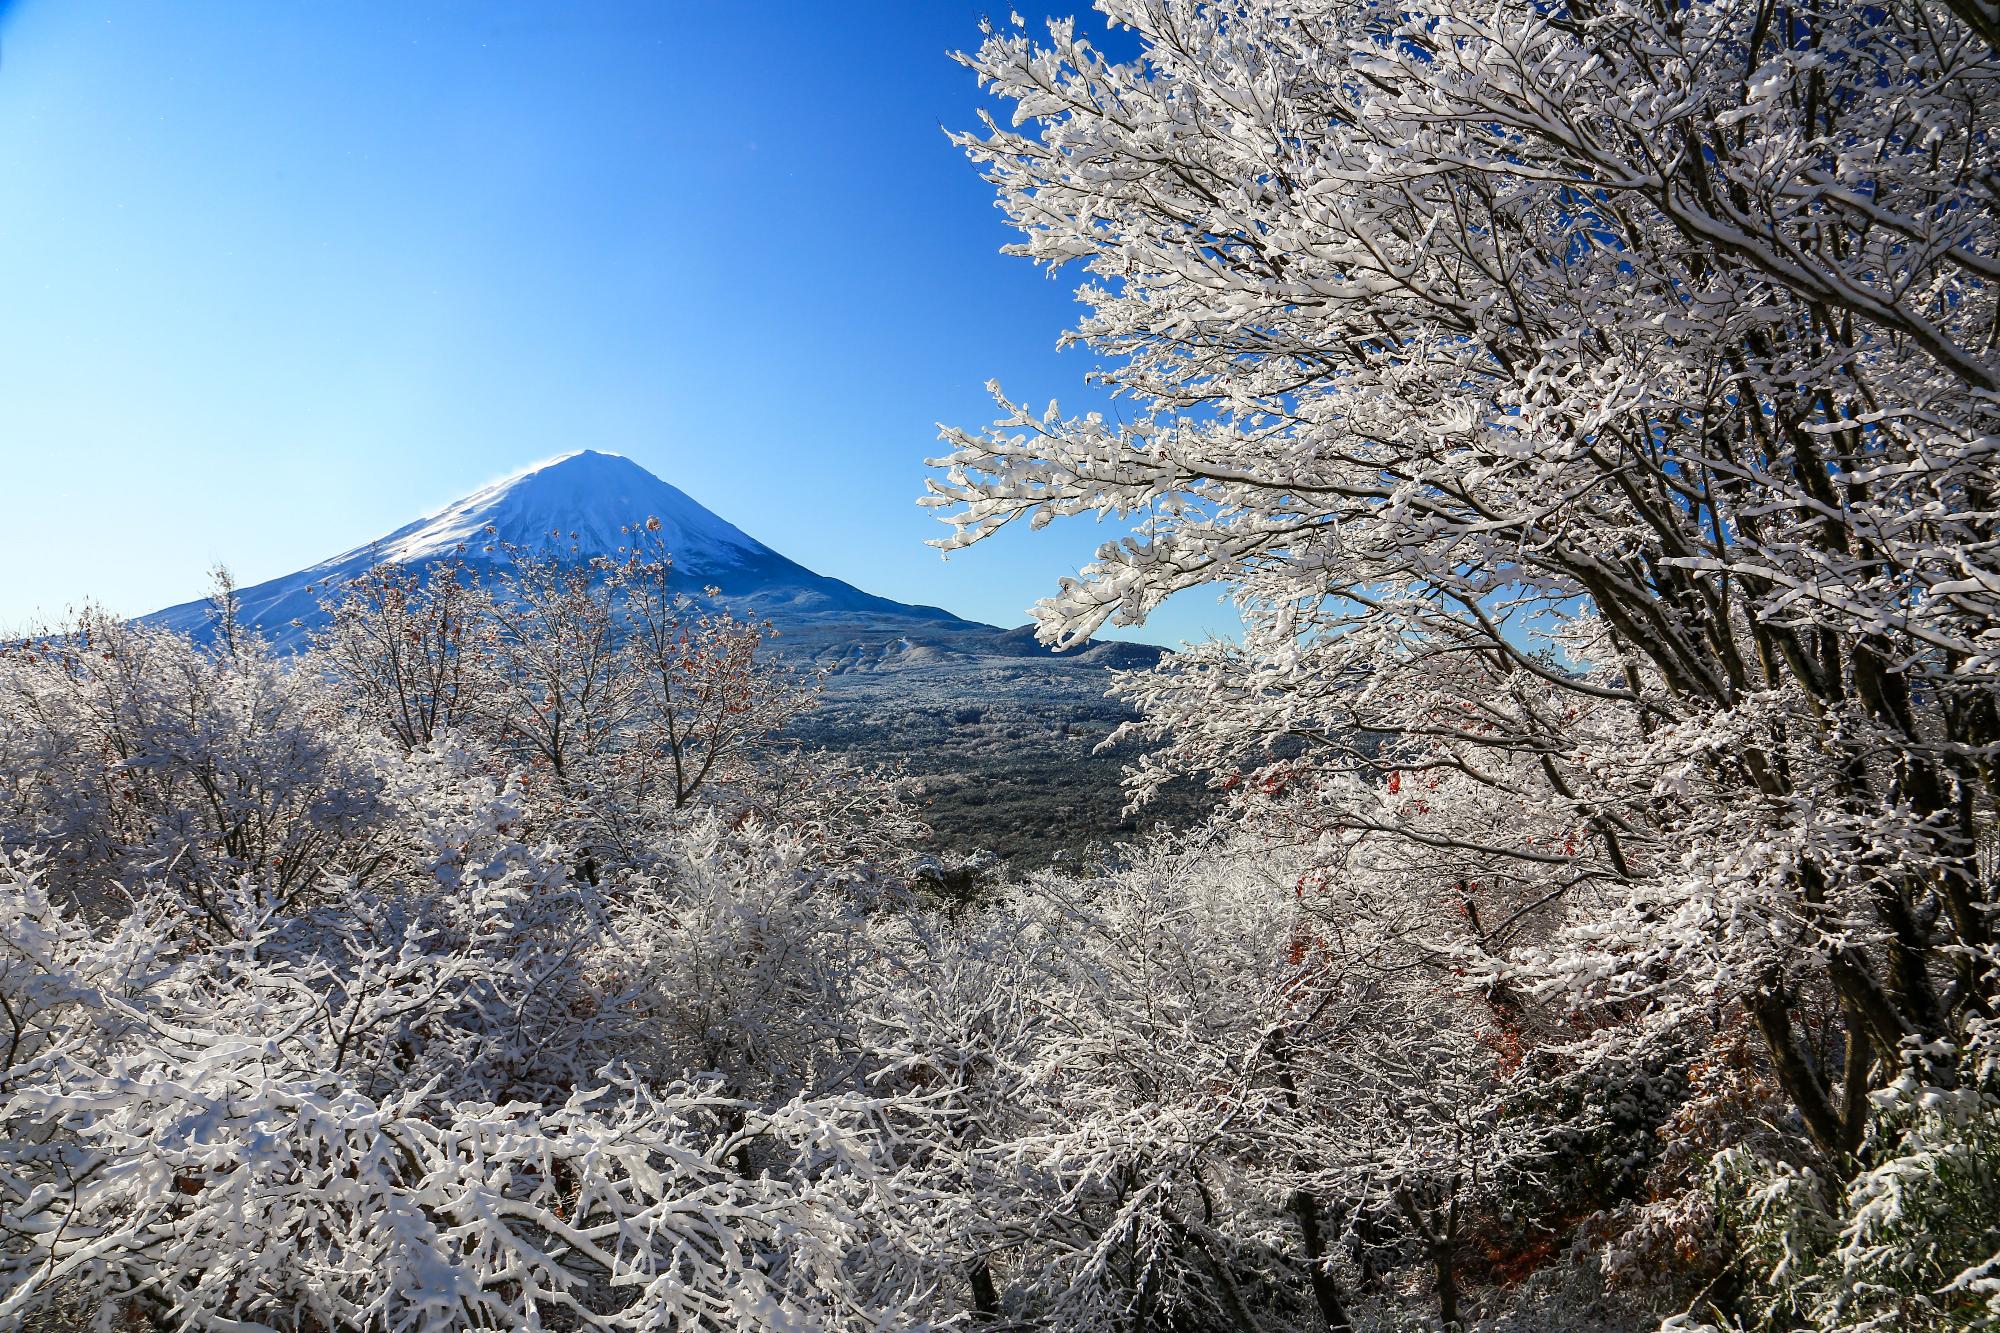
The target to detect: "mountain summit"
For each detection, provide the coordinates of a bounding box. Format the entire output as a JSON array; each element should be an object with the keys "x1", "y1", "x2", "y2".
[
  {"x1": 373, "y1": 450, "x2": 773, "y2": 570},
  {"x1": 143, "y1": 451, "x2": 965, "y2": 649}
]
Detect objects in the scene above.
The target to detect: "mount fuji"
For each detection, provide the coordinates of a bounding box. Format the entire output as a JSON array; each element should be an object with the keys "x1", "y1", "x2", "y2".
[{"x1": 140, "y1": 450, "x2": 1156, "y2": 670}]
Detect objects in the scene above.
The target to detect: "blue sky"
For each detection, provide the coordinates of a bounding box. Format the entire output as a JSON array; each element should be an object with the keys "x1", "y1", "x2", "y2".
[{"x1": 0, "y1": 2, "x2": 1234, "y2": 645}]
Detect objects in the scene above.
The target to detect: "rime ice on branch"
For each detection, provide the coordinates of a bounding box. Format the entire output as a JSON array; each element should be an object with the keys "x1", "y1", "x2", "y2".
[{"x1": 929, "y1": 1, "x2": 2000, "y2": 1324}]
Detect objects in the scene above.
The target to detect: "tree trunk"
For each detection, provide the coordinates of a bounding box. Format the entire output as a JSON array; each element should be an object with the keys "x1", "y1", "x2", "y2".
[
  {"x1": 1291, "y1": 1191, "x2": 1356, "y2": 1332},
  {"x1": 968, "y1": 1261, "x2": 999, "y2": 1321}
]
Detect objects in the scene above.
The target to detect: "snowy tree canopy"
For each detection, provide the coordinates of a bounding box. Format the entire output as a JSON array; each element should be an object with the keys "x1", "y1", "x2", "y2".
[
  {"x1": 3, "y1": 0, "x2": 1999, "y2": 1328},
  {"x1": 924, "y1": 0, "x2": 2000, "y2": 1326},
  {"x1": 931, "y1": 0, "x2": 2000, "y2": 1164}
]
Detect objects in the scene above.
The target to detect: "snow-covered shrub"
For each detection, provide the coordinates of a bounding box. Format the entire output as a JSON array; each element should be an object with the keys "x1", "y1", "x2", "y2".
[
  {"x1": 0, "y1": 611, "x2": 413, "y2": 909},
  {"x1": 855, "y1": 826, "x2": 1561, "y2": 1331},
  {"x1": 0, "y1": 592, "x2": 947, "y2": 1329},
  {"x1": 0, "y1": 849, "x2": 933, "y2": 1331},
  {"x1": 602, "y1": 815, "x2": 889, "y2": 1107},
  {"x1": 1688, "y1": 1022, "x2": 2000, "y2": 1333}
]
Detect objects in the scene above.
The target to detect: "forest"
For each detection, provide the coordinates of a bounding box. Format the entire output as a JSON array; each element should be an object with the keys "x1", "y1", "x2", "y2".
[{"x1": 4, "y1": 0, "x2": 2000, "y2": 1328}]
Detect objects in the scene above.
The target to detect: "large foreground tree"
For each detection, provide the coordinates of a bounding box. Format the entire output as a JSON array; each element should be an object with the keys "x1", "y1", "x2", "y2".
[{"x1": 931, "y1": 0, "x2": 1999, "y2": 1177}]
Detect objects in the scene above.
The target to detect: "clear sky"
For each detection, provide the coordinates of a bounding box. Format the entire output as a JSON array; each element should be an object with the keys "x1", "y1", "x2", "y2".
[{"x1": 0, "y1": 2, "x2": 1236, "y2": 646}]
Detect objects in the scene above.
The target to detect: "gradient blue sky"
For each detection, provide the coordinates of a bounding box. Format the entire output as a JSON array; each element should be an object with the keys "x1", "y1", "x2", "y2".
[{"x1": 0, "y1": 2, "x2": 1235, "y2": 645}]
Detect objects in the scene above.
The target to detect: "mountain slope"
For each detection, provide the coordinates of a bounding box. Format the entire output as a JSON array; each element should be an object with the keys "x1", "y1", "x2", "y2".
[{"x1": 143, "y1": 451, "x2": 967, "y2": 649}]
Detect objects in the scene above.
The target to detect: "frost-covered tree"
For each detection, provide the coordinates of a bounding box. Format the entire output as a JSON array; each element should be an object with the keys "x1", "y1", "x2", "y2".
[
  {"x1": 932, "y1": 0, "x2": 2000, "y2": 1166},
  {"x1": 476, "y1": 538, "x2": 637, "y2": 834},
  {"x1": 0, "y1": 626, "x2": 937, "y2": 1331},
  {"x1": 928, "y1": 1, "x2": 2000, "y2": 1324},
  {"x1": 320, "y1": 529, "x2": 833, "y2": 876},
  {"x1": 1692, "y1": 1018, "x2": 2000, "y2": 1332},
  {"x1": 0, "y1": 565, "x2": 942, "y2": 1330},
  {"x1": 859, "y1": 829, "x2": 1549, "y2": 1331},
  {"x1": 0, "y1": 589, "x2": 1768, "y2": 1330},
  {"x1": 614, "y1": 522, "x2": 820, "y2": 814},
  {"x1": 315, "y1": 557, "x2": 497, "y2": 749},
  {"x1": 0, "y1": 610, "x2": 417, "y2": 913},
  {"x1": 0, "y1": 856, "x2": 933, "y2": 1332}
]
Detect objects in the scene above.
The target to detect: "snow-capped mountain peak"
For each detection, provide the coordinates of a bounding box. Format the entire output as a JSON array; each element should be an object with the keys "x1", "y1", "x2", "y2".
[
  {"x1": 141, "y1": 451, "x2": 965, "y2": 649},
  {"x1": 351, "y1": 450, "x2": 772, "y2": 569}
]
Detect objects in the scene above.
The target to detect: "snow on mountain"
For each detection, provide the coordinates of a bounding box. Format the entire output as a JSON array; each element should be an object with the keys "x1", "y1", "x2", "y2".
[
  {"x1": 368, "y1": 450, "x2": 771, "y2": 569},
  {"x1": 141, "y1": 450, "x2": 967, "y2": 648}
]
